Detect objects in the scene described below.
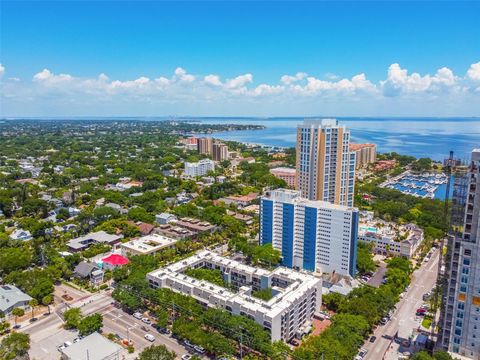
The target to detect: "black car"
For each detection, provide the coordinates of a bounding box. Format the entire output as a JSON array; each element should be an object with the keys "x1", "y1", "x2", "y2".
[
  {"x1": 153, "y1": 324, "x2": 171, "y2": 335},
  {"x1": 369, "y1": 336, "x2": 377, "y2": 343}
]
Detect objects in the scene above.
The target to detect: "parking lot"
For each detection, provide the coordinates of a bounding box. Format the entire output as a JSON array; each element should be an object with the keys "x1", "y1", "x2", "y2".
[{"x1": 24, "y1": 288, "x2": 207, "y2": 360}]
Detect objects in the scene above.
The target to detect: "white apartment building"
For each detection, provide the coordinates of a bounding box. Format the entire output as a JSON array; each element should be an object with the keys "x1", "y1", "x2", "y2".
[
  {"x1": 260, "y1": 189, "x2": 359, "y2": 277},
  {"x1": 147, "y1": 250, "x2": 322, "y2": 342},
  {"x1": 296, "y1": 119, "x2": 356, "y2": 206},
  {"x1": 120, "y1": 234, "x2": 177, "y2": 256},
  {"x1": 184, "y1": 159, "x2": 215, "y2": 177}
]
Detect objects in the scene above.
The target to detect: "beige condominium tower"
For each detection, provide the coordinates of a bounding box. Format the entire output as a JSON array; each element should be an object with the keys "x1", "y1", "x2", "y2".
[{"x1": 295, "y1": 119, "x2": 356, "y2": 206}]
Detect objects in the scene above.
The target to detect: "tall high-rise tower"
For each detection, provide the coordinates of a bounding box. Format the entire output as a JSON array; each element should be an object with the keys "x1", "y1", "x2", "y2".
[
  {"x1": 295, "y1": 119, "x2": 356, "y2": 206},
  {"x1": 440, "y1": 149, "x2": 480, "y2": 358}
]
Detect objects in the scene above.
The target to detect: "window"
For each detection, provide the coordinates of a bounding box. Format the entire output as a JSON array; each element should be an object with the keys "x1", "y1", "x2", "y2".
[{"x1": 464, "y1": 258, "x2": 471, "y2": 266}]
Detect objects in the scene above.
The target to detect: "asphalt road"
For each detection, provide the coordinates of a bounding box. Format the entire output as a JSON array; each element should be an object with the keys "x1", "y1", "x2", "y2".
[
  {"x1": 363, "y1": 248, "x2": 440, "y2": 360},
  {"x1": 23, "y1": 288, "x2": 202, "y2": 360}
]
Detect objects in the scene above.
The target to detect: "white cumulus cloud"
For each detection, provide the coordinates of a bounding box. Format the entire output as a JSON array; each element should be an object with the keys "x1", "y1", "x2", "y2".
[
  {"x1": 281, "y1": 72, "x2": 307, "y2": 85},
  {"x1": 204, "y1": 74, "x2": 222, "y2": 86},
  {"x1": 225, "y1": 74, "x2": 253, "y2": 89},
  {"x1": 33, "y1": 68, "x2": 73, "y2": 83},
  {"x1": 174, "y1": 67, "x2": 195, "y2": 82},
  {"x1": 467, "y1": 62, "x2": 480, "y2": 81},
  {"x1": 1, "y1": 61, "x2": 479, "y2": 116}
]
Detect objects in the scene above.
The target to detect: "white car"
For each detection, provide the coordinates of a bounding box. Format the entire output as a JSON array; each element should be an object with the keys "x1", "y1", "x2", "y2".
[
  {"x1": 181, "y1": 355, "x2": 192, "y2": 360},
  {"x1": 144, "y1": 334, "x2": 155, "y2": 342},
  {"x1": 194, "y1": 345, "x2": 206, "y2": 354},
  {"x1": 133, "y1": 312, "x2": 142, "y2": 319},
  {"x1": 141, "y1": 317, "x2": 151, "y2": 324}
]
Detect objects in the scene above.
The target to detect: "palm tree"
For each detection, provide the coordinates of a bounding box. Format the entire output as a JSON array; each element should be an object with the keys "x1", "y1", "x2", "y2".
[
  {"x1": 42, "y1": 295, "x2": 53, "y2": 315},
  {"x1": 11, "y1": 308, "x2": 25, "y2": 328},
  {"x1": 28, "y1": 299, "x2": 38, "y2": 321}
]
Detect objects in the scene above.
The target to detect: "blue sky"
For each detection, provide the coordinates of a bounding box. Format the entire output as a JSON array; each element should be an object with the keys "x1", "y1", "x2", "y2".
[{"x1": 1, "y1": 1, "x2": 480, "y2": 117}]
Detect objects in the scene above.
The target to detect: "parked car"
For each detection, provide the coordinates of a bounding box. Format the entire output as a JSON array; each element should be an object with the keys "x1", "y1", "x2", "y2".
[
  {"x1": 57, "y1": 341, "x2": 73, "y2": 352},
  {"x1": 183, "y1": 340, "x2": 194, "y2": 347},
  {"x1": 194, "y1": 345, "x2": 206, "y2": 354},
  {"x1": 358, "y1": 348, "x2": 368, "y2": 358},
  {"x1": 153, "y1": 325, "x2": 171, "y2": 335},
  {"x1": 144, "y1": 334, "x2": 155, "y2": 342},
  {"x1": 369, "y1": 336, "x2": 376, "y2": 343},
  {"x1": 142, "y1": 317, "x2": 151, "y2": 324},
  {"x1": 133, "y1": 312, "x2": 142, "y2": 320},
  {"x1": 181, "y1": 355, "x2": 192, "y2": 360},
  {"x1": 416, "y1": 308, "x2": 427, "y2": 313}
]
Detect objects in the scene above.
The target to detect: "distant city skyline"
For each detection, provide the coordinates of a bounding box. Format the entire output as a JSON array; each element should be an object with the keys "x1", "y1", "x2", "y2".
[{"x1": 1, "y1": 1, "x2": 479, "y2": 116}]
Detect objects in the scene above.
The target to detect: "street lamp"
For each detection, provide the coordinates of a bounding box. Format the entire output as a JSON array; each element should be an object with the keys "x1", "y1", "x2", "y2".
[{"x1": 126, "y1": 326, "x2": 133, "y2": 343}]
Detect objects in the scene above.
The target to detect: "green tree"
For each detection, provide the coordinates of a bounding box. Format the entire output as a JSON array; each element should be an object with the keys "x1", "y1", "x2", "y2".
[
  {"x1": 251, "y1": 288, "x2": 273, "y2": 301},
  {"x1": 63, "y1": 307, "x2": 82, "y2": 329},
  {"x1": 0, "y1": 332, "x2": 30, "y2": 360},
  {"x1": 128, "y1": 207, "x2": 155, "y2": 223},
  {"x1": 411, "y1": 351, "x2": 434, "y2": 360},
  {"x1": 433, "y1": 351, "x2": 454, "y2": 360},
  {"x1": 136, "y1": 345, "x2": 176, "y2": 360},
  {"x1": 156, "y1": 309, "x2": 169, "y2": 328},
  {"x1": 356, "y1": 242, "x2": 376, "y2": 274},
  {"x1": 0, "y1": 247, "x2": 32, "y2": 275},
  {"x1": 11, "y1": 307, "x2": 25, "y2": 327},
  {"x1": 322, "y1": 292, "x2": 344, "y2": 312},
  {"x1": 78, "y1": 313, "x2": 103, "y2": 336},
  {"x1": 42, "y1": 294, "x2": 53, "y2": 314},
  {"x1": 29, "y1": 298, "x2": 38, "y2": 320}
]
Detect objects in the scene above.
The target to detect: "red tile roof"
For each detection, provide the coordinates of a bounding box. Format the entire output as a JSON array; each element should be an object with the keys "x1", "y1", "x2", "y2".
[{"x1": 103, "y1": 254, "x2": 129, "y2": 266}]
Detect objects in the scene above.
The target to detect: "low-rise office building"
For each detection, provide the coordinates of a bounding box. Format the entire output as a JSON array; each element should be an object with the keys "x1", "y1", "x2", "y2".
[
  {"x1": 147, "y1": 250, "x2": 322, "y2": 342},
  {"x1": 120, "y1": 234, "x2": 177, "y2": 256}
]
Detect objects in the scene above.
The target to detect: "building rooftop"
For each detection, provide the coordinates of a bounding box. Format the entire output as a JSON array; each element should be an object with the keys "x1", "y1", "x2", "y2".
[
  {"x1": 148, "y1": 250, "x2": 322, "y2": 319},
  {"x1": 263, "y1": 189, "x2": 357, "y2": 211},
  {"x1": 0, "y1": 285, "x2": 32, "y2": 312},
  {"x1": 174, "y1": 218, "x2": 215, "y2": 232},
  {"x1": 270, "y1": 167, "x2": 296, "y2": 174},
  {"x1": 349, "y1": 143, "x2": 376, "y2": 150},
  {"x1": 68, "y1": 231, "x2": 121, "y2": 250},
  {"x1": 102, "y1": 254, "x2": 129, "y2": 266},
  {"x1": 60, "y1": 332, "x2": 123, "y2": 360},
  {"x1": 121, "y1": 234, "x2": 177, "y2": 254}
]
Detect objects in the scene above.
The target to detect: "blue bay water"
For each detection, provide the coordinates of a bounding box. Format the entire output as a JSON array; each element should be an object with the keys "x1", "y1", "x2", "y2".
[{"x1": 194, "y1": 117, "x2": 480, "y2": 162}]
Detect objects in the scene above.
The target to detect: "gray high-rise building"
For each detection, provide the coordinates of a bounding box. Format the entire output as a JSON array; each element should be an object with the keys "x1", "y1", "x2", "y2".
[{"x1": 440, "y1": 149, "x2": 480, "y2": 358}]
